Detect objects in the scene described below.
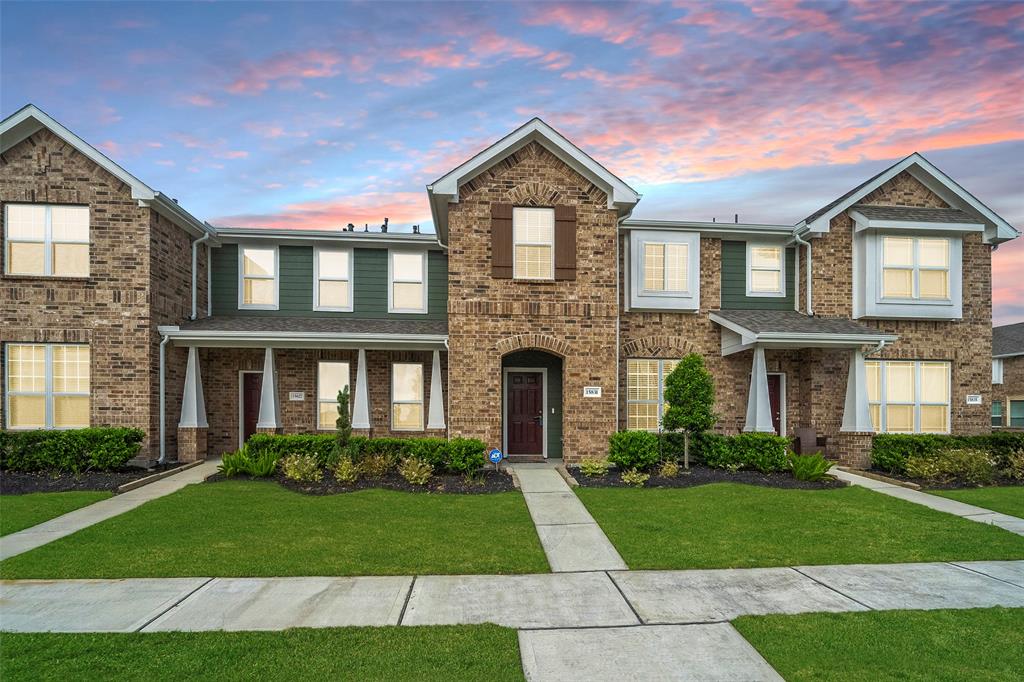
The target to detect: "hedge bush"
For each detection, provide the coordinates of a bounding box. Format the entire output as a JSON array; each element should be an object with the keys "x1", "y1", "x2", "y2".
[
  {"x1": 0, "y1": 428, "x2": 144, "y2": 473},
  {"x1": 872, "y1": 433, "x2": 1024, "y2": 474},
  {"x1": 244, "y1": 433, "x2": 337, "y2": 466},
  {"x1": 691, "y1": 432, "x2": 790, "y2": 473},
  {"x1": 608, "y1": 430, "x2": 661, "y2": 471},
  {"x1": 905, "y1": 448, "x2": 996, "y2": 485}
]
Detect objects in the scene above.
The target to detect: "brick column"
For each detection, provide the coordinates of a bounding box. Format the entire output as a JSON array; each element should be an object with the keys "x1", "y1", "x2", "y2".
[
  {"x1": 177, "y1": 426, "x2": 208, "y2": 462},
  {"x1": 834, "y1": 432, "x2": 873, "y2": 469}
]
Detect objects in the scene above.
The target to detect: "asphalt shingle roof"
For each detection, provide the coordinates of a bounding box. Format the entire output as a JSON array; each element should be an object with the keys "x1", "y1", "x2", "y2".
[
  {"x1": 993, "y1": 321, "x2": 1024, "y2": 357},
  {"x1": 713, "y1": 309, "x2": 888, "y2": 336},
  {"x1": 802, "y1": 158, "x2": 904, "y2": 225},
  {"x1": 850, "y1": 205, "x2": 976, "y2": 224},
  {"x1": 179, "y1": 316, "x2": 447, "y2": 336}
]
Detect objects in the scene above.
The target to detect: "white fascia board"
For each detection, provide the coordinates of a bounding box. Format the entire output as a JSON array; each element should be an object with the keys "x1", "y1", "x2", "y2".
[
  {"x1": 848, "y1": 210, "x2": 985, "y2": 234},
  {"x1": 622, "y1": 219, "x2": 794, "y2": 239},
  {"x1": 709, "y1": 314, "x2": 899, "y2": 350},
  {"x1": 805, "y1": 154, "x2": 921, "y2": 234},
  {"x1": 906, "y1": 162, "x2": 1019, "y2": 243},
  {"x1": 708, "y1": 314, "x2": 759, "y2": 345},
  {"x1": 993, "y1": 351, "x2": 1024, "y2": 359},
  {"x1": 159, "y1": 326, "x2": 448, "y2": 350}
]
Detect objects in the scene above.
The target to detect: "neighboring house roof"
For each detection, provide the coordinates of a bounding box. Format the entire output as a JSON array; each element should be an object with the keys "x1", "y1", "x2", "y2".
[
  {"x1": 426, "y1": 117, "x2": 641, "y2": 245},
  {"x1": 709, "y1": 309, "x2": 898, "y2": 355},
  {"x1": 993, "y1": 321, "x2": 1024, "y2": 358},
  {"x1": 849, "y1": 205, "x2": 977, "y2": 224},
  {"x1": 0, "y1": 104, "x2": 213, "y2": 239},
  {"x1": 213, "y1": 226, "x2": 440, "y2": 247},
  {"x1": 798, "y1": 152, "x2": 1018, "y2": 245}
]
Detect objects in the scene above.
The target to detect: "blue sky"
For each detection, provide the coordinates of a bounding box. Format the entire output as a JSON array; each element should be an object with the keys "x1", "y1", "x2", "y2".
[{"x1": 2, "y1": 1, "x2": 1022, "y2": 321}]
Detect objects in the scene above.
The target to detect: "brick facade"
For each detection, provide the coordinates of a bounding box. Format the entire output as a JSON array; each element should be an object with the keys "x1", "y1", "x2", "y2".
[{"x1": 993, "y1": 354, "x2": 1024, "y2": 430}]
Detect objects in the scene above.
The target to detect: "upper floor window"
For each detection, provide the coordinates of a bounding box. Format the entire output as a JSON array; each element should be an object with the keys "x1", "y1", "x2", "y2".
[
  {"x1": 746, "y1": 243, "x2": 784, "y2": 297},
  {"x1": 4, "y1": 204, "x2": 89, "y2": 277},
  {"x1": 239, "y1": 246, "x2": 278, "y2": 310},
  {"x1": 992, "y1": 358, "x2": 1004, "y2": 384},
  {"x1": 626, "y1": 358, "x2": 678, "y2": 431},
  {"x1": 5, "y1": 343, "x2": 90, "y2": 429},
  {"x1": 389, "y1": 251, "x2": 427, "y2": 313},
  {"x1": 866, "y1": 360, "x2": 949, "y2": 434},
  {"x1": 881, "y1": 236, "x2": 949, "y2": 301},
  {"x1": 643, "y1": 243, "x2": 689, "y2": 293},
  {"x1": 316, "y1": 361, "x2": 350, "y2": 430},
  {"x1": 314, "y1": 248, "x2": 352, "y2": 312},
  {"x1": 513, "y1": 207, "x2": 554, "y2": 280}
]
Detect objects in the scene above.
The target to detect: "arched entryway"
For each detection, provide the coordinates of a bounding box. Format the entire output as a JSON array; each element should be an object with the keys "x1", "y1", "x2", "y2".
[{"x1": 501, "y1": 349, "x2": 563, "y2": 460}]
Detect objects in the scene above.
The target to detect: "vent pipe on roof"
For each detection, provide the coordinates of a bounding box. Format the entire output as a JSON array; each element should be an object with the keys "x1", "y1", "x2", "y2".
[
  {"x1": 346, "y1": 223, "x2": 355, "y2": 232},
  {"x1": 735, "y1": 214, "x2": 738, "y2": 223},
  {"x1": 413, "y1": 225, "x2": 420, "y2": 234},
  {"x1": 381, "y1": 217, "x2": 389, "y2": 233}
]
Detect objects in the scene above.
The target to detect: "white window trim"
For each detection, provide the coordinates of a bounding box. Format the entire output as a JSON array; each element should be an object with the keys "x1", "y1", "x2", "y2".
[
  {"x1": 745, "y1": 242, "x2": 786, "y2": 298},
  {"x1": 313, "y1": 247, "x2": 353, "y2": 312},
  {"x1": 4, "y1": 343, "x2": 90, "y2": 430},
  {"x1": 387, "y1": 250, "x2": 428, "y2": 314},
  {"x1": 626, "y1": 358, "x2": 678, "y2": 432},
  {"x1": 3, "y1": 203, "x2": 90, "y2": 277},
  {"x1": 237, "y1": 245, "x2": 279, "y2": 311},
  {"x1": 992, "y1": 358, "x2": 1004, "y2": 384},
  {"x1": 640, "y1": 241, "x2": 690, "y2": 295},
  {"x1": 867, "y1": 360, "x2": 951, "y2": 434},
  {"x1": 316, "y1": 360, "x2": 351, "y2": 430},
  {"x1": 878, "y1": 236, "x2": 951, "y2": 303},
  {"x1": 512, "y1": 207, "x2": 555, "y2": 281},
  {"x1": 628, "y1": 230, "x2": 700, "y2": 311},
  {"x1": 391, "y1": 362, "x2": 425, "y2": 431}
]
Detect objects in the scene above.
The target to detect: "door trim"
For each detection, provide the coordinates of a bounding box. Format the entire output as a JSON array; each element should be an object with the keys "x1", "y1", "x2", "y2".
[
  {"x1": 238, "y1": 370, "x2": 262, "y2": 448},
  {"x1": 502, "y1": 367, "x2": 548, "y2": 458},
  {"x1": 767, "y1": 371, "x2": 786, "y2": 436}
]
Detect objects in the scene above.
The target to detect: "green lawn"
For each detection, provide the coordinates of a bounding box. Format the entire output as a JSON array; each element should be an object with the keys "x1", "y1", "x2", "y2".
[
  {"x1": 931, "y1": 486, "x2": 1024, "y2": 518},
  {"x1": 0, "y1": 481, "x2": 548, "y2": 578},
  {"x1": 0, "y1": 625, "x2": 523, "y2": 682},
  {"x1": 1, "y1": 491, "x2": 112, "y2": 536},
  {"x1": 734, "y1": 607, "x2": 1024, "y2": 682},
  {"x1": 576, "y1": 483, "x2": 1024, "y2": 569}
]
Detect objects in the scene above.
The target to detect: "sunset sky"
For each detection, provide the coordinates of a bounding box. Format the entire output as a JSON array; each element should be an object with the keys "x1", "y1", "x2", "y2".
[{"x1": 2, "y1": 1, "x2": 1022, "y2": 322}]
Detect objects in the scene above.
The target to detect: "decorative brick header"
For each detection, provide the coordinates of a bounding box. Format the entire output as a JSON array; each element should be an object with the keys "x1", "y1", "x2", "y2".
[
  {"x1": 496, "y1": 333, "x2": 571, "y2": 358},
  {"x1": 621, "y1": 335, "x2": 697, "y2": 358},
  {"x1": 505, "y1": 181, "x2": 563, "y2": 206}
]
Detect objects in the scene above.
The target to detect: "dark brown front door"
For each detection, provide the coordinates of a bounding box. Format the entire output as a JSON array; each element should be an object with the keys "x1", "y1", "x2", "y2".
[
  {"x1": 767, "y1": 374, "x2": 782, "y2": 436},
  {"x1": 507, "y1": 372, "x2": 544, "y2": 455},
  {"x1": 242, "y1": 372, "x2": 263, "y2": 445}
]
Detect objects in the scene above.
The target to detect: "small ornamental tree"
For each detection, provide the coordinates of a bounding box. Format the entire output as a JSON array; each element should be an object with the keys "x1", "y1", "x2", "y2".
[
  {"x1": 335, "y1": 386, "x2": 352, "y2": 452},
  {"x1": 661, "y1": 353, "x2": 717, "y2": 469}
]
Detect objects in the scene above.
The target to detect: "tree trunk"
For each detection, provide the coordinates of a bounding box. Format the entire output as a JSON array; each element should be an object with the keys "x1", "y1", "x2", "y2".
[{"x1": 683, "y1": 431, "x2": 690, "y2": 470}]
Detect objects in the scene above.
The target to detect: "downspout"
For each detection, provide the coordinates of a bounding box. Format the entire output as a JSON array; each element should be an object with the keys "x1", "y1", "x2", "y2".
[
  {"x1": 159, "y1": 334, "x2": 170, "y2": 464},
  {"x1": 443, "y1": 338, "x2": 451, "y2": 441},
  {"x1": 207, "y1": 243, "x2": 213, "y2": 317},
  {"x1": 791, "y1": 229, "x2": 813, "y2": 316},
  {"x1": 615, "y1": 207, "x2": 635, "y2": 430},
  {"x1": 191, "y1": 233, "x2": 211, "y2": 320},
  {"x1": 865, "y1": 339, "x2": 887, "y2": 357}
]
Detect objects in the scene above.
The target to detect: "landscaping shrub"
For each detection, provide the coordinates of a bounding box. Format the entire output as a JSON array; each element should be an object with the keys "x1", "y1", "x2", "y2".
[
  {"x1": 333, "y1": 385, "x2": 352, "y2": 453},
  {"x1": 906, "y1": 448, "x2": 996, "y2": 485},
  {"x1": 1003, "y1": 450, "x2": 1024, "y2": 481},
  {"x1": 445, "y1": 438, "x2": 486, "y2": 475},
  {"x1": 697, "y1": 433, "x2": 789, "y2": 473},
  {"x1": 578, "y1": 457, "x2": 610, "y2": 477},
  {"x1": 360, "y1": 453, "x2": 396, "y2": 479},
  {"x1": 620, "y1": 468, "x2": 650, "y2": 487},
  {"x1": 398, "y1": 457, "x2": 433, "y2": 485},
  {"x1": 658, "y1": 459, "x2": 680, "y2": 477},
  {"x1": 692, "y1": 432, "x2": 729, "y2": 467},
  {"x1": 281, "y1": 453, "x2": 323, "y2": 483},
  {"x1": 217, "y1": 448, "x2": 279, "y2": 478},
  {"x1": 871, "y1": 433, "x2": 1024, "y2": 474},
  {"x1": 662, "y1": 353, "x2": 718, "y2": 469},
  {"x1": 246, "y1": 434, "x2": 335, "y2": 467},
  {"x1": 0, "y1": 427, "x2": 144, "y2": 474},
  {"x1": 790, "y1": 453, "x2": 832, "y2": 482},
  {"x1": 405, "y1": 438, "x2": 449, "y2": 470},
  {"x1": 218, "y1": 450, "x2": 248, "y2": 477},
  {"x1": 608, "y1": 430, "x2": 660, "y2": 471},
  {"x1": 333, "y1": 456, "x2": 359, "y2": 484}
]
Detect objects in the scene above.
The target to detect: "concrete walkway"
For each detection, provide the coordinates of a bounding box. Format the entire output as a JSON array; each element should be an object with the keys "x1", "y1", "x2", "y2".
[
  {"x1": 833, "y1": 468, "x2": 1024, "y2": 536},
  {"x1": 510, "y1": 464, "x2": 627, "y2": 572},
  {"x1": 0, "y1": 459, "x2": 222, "y2": 561}
]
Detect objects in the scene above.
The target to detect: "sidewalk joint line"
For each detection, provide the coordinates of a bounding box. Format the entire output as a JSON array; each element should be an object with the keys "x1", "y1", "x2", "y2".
[
  {"x1": 605, "y1": 570, "x2": 644, "y2": 625},
  {"x1": 789, "y1": 566, "x2": 875, "y2": 611},
  {"x1": 945, "y1": 562, "x2": 1024, "y2": 590},
  {"x1": 517, "y1": 619, "x2": 730, "y2": 632},
  {"x1": 134, "y1": 577, "x2": 215, "y2": 632},
  {"x1": 397, "y1": 575, "x2": 417, "y2": 625}
]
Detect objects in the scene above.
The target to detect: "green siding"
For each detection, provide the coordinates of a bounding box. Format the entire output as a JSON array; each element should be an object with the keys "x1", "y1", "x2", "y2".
[
  {"x1": 212, "y1": 244, "x2": 447, "y2": 319},
  {"x1": 720, "y1": 241, "x2": 796, "y2": 310},
  {"x1": 502, "y1": 351, "x2": 563, "y2": 458}
]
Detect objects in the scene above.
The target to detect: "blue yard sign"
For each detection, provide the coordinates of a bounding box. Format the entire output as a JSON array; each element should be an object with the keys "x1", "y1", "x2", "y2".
[{"x1": 488, "y1": 448, "x2": 504, "y2": 464}]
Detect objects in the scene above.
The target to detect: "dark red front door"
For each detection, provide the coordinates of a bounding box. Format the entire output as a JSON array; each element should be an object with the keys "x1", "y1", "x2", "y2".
[
  {"x1": 242, "y1": 372, "x2": 263, "y2": 445},
  {"x1": 767, "y1": 374, "x2": 782, "y2": 436},
  {"x1": 507, "y1": 372, "x2": 544, "y2": 455}
]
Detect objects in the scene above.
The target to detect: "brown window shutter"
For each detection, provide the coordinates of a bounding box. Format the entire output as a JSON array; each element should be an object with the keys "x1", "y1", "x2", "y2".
[
  {"x1": 554, "y1": 204, "x2": 577, "y2": 280},
  {"x1": 491, "y1": 203, "x2": 513, "y2": 278}
]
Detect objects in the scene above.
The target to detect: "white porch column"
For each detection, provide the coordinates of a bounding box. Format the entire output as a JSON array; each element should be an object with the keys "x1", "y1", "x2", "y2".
[
  {"x1": 841, "y1": 349, "x2": 873, "y2": 432},
  {"x1": 427, "y1": 349, "x2": 446, "y2": 430},
  {"x1": 743, "y1": 345, "x2": 775, "y2": 432},
  {"x1": 352, "y1": 348, "x2": 371, "y2": 429},
  {"x1": 256, "y1": 347, "x2": 280, "y2": 429},
  {"x1": 178, "y1": 346, "x2": 208, "y2": 428}
]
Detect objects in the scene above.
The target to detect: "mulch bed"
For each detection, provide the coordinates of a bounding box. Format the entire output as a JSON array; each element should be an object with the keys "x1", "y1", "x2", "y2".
[
  {"x1": 869, "y1": 469, "x2": 1024, "y2": 490},
  {"x1": 0, "y1": 467, "x2": 152, "y2": 494},
  {"x1": 205, "y1": 468, "x2": 517, "y2": 495},
  {"x1": 570, "y1": 464, "x2": 847, "y2": 490}
]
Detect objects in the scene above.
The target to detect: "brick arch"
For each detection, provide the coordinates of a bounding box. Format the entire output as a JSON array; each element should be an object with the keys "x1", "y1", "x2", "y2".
[
  {"x1": 621, "y1": 335, "x2": 697, "y2": 358},
  {"x1": 505, "y1": 181, "x2": 564, "y2": 207},
  {"x1": 496, "y1": 333, "x2": 571, "y2": 358}
]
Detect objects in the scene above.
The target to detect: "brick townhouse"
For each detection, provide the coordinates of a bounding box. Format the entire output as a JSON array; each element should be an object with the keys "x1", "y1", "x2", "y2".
[
  {"x1": 992, "y1": 321, "x2": 1024, "y2": 430},
  {"x1": 1, "y1": 105, "x2": 1018, "y2": 467}
]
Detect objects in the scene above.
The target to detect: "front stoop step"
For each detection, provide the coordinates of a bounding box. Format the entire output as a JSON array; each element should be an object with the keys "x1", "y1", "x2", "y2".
[{"x1": 506, "y1": 455, "x2": 546, "y2": 463}]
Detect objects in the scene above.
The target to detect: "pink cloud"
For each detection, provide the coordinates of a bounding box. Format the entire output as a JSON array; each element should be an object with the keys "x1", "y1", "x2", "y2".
[
  {"x1": 523, "y1": 3, "x2": 642, "y2": 44},
  {"x1": 973, "y1": 2, "x2": 1024, "y2": 27},
  {"x1": 96, "y1": 140, "x2": 121, "y2": 156},
  {"x1": 115, "y1": 19, "x2": 153, "y2": 30},
  {"x1": 226, "y1": 50, "x2": 350, "y2": 95},
  {"x1": 398, "y1": 43, "x2": 480, "y2": 69},
  {"x1": 242, "y1": 122, "x2": 309, "y2": 139},
  {"x1": 183, "y1": 94, "x2": 215, "y2": 107},
  {"x1": 214, "y1": 192, "x2": 429, "y2": 230},
  {"x1": 220, "y1": 150, "x2": 249, "y2": 159}
]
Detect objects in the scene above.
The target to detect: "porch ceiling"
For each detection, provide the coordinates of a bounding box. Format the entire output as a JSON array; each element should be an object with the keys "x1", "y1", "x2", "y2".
[{"x1": 710, "y1": 310, "x2": 898, "y2": 356}]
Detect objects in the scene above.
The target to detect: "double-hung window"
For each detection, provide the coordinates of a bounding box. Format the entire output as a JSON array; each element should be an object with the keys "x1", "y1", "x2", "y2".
[
  {"x1": 1010, "y1": 400, "x2": 1024, "y2": 428},
  {"x1": 391, "y1": 362, "x2": 424, "y2": 430},
  {"x1": 643, "y1": 243, "x2": 689, "y2": 293},
  {"x1": 5, "y1": 343, "x2": 90, "y2": 429},
  {"x1": 865, "y1": 360, "x2": 950, "y2": 433},
  {"x1": 992, "y1": 359, "x2": 1004, "y2": 384},
  {"x1": 513, "y1": 207, "x2": 554, "y2": 280},
  {"x1": 747, "y1": 243, "x2": 784, "y2": 296},
  {"x1": 239, "y1": 246, "x2": 278, "y2": 309},
  {"x1": 4, "y1": 204, "x2": 89, "y2": 277},
  {"x1": 881, "y1": 236, "x2": 949, "y2": 300},
  {"x1": 316, "y1": 361, "x2": 350, "y2": 430},
  {"x1": 389, "y1": 251, "x2": 426, "y2": 313},
  {"x1": 314, "y1": 248, "x2": 352, "y2": 311},
  {"x1": 626, "y1": 359, "x2": 678, "y2": 431},
  {"x1": 992, "y1": 400, "x2": 1003, "y2": 428}
]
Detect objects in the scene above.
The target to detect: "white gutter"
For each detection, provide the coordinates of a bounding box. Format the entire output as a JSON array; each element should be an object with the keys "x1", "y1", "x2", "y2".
[
  {"x1": 791, "y1": 229, "x2": 813, "y2": 315},
  {"x1": 158, "y1": 334, "x2": 170, "y2": 464},
  {"x1": 207, "y1": 243, "x2": 213, "y2": 317},
  {"x1": 190, "y1": 233, "x2": 211, "y2": 320},
  {"x1": 443, "y1": 338, "x2": 451, "y2": 440}
]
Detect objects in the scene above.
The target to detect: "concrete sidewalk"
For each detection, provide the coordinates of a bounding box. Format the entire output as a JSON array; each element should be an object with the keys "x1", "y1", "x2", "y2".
[
  {"x1": 510, "y1": 464, "x2": 627, "y2": 572},
  {"x1": 0, "y1": 459, "x2": 222, "y2": 561},
  {"x1": 833, "y1": 468, "x2": 1024, "y2": 536}
]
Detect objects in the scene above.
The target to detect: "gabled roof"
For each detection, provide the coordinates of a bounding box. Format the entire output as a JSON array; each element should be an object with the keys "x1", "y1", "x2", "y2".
[
  {"x1": 426, "y1": 117, "x2": 640, "y2": 244},
  {"x1": 0, "y1": 104, "x2": 213, "y2": 239},
  {"x1": 798, "y1": 152, "x2": 1018, "y2": 245},
  {"x1": 993, "y1": 321, "x2": 1024, "y2": 358},
  {"x1": 849, "y1": 205, "x2": 977, "y2": 224},
  {"x1": 709, "y1": 309, "x2": 898, "y2": 356}
]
